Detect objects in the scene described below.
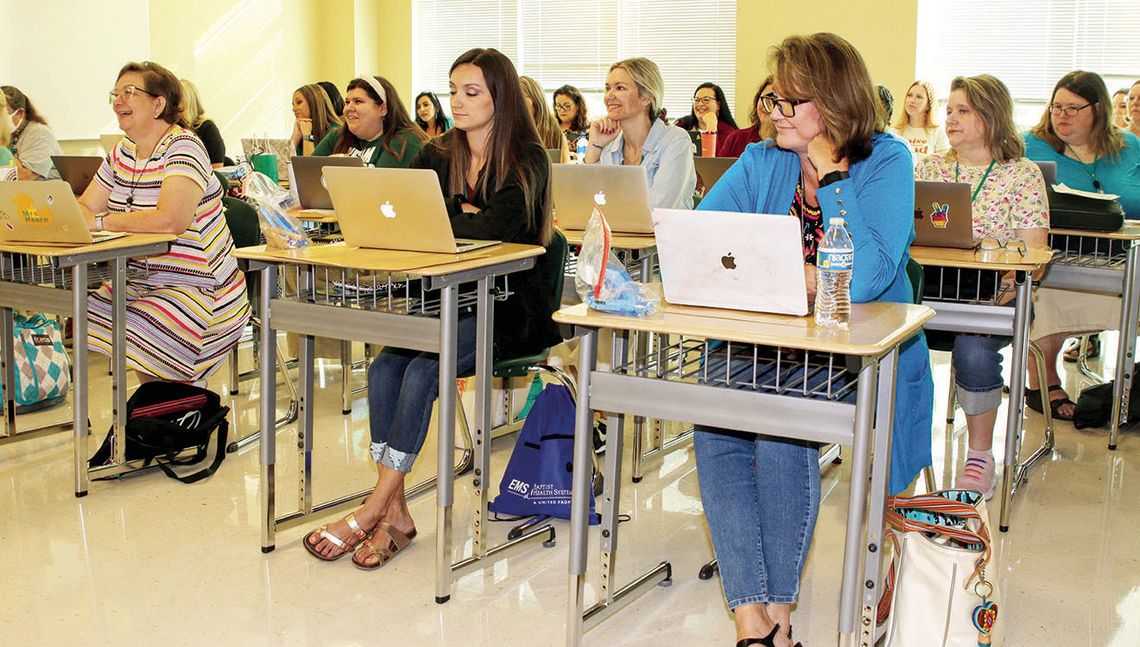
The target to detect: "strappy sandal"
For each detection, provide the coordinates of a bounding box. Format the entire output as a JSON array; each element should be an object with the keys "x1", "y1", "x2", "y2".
[
  {"x1": 1025, "y1": 384, "x2": 1075, "y2": 421},
  {"x1": 352, "y1": 521, "x2": 417, "y2": 571},
  {"x1": 302, "y1": 512, "x2": 370, "y2": 562},
  {"x1": 735, "y1": 623, "x2": 802, "y2": 647}
]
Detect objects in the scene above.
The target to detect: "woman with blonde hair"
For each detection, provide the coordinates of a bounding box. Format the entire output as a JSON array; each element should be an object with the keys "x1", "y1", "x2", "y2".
[
  {"x1": 519, "y1": 76, "x2": 569, "y2": 162},
  {"x1": 179, "y1": 79, "x2": 226, "y2": 167},
  {"x1": 890, "y1": 79, "x2": 949, "y2": 160},
  {"x1": 291, "y1": 83, "x2": 343, "y2": 156}
]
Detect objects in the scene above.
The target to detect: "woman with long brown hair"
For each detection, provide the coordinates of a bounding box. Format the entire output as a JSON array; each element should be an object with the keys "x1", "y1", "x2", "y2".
[
  {"x1": 311, "y1": 75, "x2": 427, "y2": 168},
  {"x1": 303, "y1": 48, "x2": 562, "y2": 570},
  {"x1": 520, "y1": 75, "x2": 569, "y2": 162},
  {"x1": 290, "y1": 83, "x2": 343, "y2": 156},
  {"x1": 1, "y1": 85, "x2": 62, "y2": 180}
]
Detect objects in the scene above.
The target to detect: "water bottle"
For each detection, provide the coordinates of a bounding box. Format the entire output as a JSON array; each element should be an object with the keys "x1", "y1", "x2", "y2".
[
  {"x1": 575, "y1": 133, "x2": 589, "y2": 164},
  {"x1": 815, "y1": 217, "x2": 853, "y2": 329}
]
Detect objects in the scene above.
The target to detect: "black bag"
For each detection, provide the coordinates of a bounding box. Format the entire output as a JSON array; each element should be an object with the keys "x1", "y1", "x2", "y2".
[
  {"x1": 1047, "y1": 185, "x2": 1125, "y2": 232},
  {"x1": 1073, "y1": 364, "x2": 1140, "y2": 429},
  {"x1": 88, "y1": 382, "x2": 230, "y2": 483}
]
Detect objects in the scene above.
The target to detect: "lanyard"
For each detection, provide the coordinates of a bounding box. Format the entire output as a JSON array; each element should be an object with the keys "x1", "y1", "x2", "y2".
[{"x1": 955, "y1": 159, "x2": 996, "y2": 203}]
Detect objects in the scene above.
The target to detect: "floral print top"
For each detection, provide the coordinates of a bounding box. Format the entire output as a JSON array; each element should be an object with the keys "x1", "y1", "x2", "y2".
[{"x1": 914, "y1": 153, "x2": 1049, "y2": 242}]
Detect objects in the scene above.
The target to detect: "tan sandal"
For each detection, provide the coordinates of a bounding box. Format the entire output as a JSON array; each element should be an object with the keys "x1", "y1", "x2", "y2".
[
  {"x1": 302, "y1": 512, "x2": 370, "y2": 562},
  {"x1": 352, "y1": 521, "x2": 417, "y2": 571}
]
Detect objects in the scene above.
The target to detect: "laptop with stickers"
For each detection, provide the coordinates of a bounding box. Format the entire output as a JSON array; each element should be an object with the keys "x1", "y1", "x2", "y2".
[
  {"x1": 0, "y1": 181, "x2": 125, "y2": 245},
  {"x1": 913, "y1": 181, "x2": 975, "y2": 248}
]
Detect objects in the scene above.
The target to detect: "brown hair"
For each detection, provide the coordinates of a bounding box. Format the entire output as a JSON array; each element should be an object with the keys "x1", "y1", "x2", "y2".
[
  {"x1": 892, "y1": 80, "x2": 939, "y2": 131},
  {"x1": 1031, "y1": 70, "x2": 1125, "y2": 159},
  {"x1": 295, "y1": 83, "x2": 343, "y2": 145},
  {"x1": 1, "y1": 85, "x2": 48, "y2": 126},
  {"x1": 0, "y1": 91, "x2": 10, "y2": 148},
  {"x1": 769, "y1": 33, "x2": 881, "y2": 164},
  {"x1": 552, "y1": 85, "x2": 588, "y2": 132},
  {"x1": 434, "y1": 48, "x2": 552, "y2": 246},
  {"x1": 333, "y1": 76, "x2": 428, "y2": 161},
  {"x1": 520, "y1": 76, "x2": 564, "y2": 150},
  {"x1": 117, "y1": 62, "x2": 187, "y2": 127},
  {"x1": 949, "y1": 75, "x2": 1024, "y2": 162}
]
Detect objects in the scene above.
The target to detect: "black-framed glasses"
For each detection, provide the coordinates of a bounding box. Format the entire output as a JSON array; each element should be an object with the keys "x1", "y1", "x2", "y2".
[
  {"x1": 1049, "y1": 102, "x2": 1095, "y2": 118},
  {"x1": 761, "y1": 94, "x2": 811, "y2": 118},
  {"x1": 108, "y1": 85, "x2": 157, "y2": 104},
  {"x1": 692, "y1": 96, "x2": 717, "y2": 106}
]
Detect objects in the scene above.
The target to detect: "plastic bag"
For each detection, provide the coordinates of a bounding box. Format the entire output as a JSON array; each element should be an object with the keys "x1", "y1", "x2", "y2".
[
  {"x1": 574, "y1": 204, "x2": 658, "y2": 317},
  {"x1": 243, "y1": 171, "x2": 308, "y2": 249}
]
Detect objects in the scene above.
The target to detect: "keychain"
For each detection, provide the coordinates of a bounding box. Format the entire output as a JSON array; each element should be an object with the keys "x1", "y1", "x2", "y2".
[{"x1": 972, "y1": 575, "x2": 998, "y2": 646}]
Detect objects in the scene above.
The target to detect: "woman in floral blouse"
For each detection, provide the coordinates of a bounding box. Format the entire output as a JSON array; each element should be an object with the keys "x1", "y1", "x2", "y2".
[{"x1": 914, "y1": 74, "x2": 1048, "y2": 500}]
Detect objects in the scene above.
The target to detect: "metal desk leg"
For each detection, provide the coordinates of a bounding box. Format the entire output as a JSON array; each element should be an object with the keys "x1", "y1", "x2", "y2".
[
  {"x1": 566, "y1": 327, "x2": 597, "y2": 647},
  {"x1": 999, "y1": 273, "x2": 1032, "y2": 532},
  {"x1": 298, "y1": 325, "x2": 315, "y2": 515},
  {"x1": 111, "y1": 258, "x2": 127, "y2": 468},
  {"x1": 1109, "y1": 243, "x2": 1139, "y2": 450},
  {"x1": 435, "y1": 284, "x2": 459, "y2": 604},
  {"x1": 1, "y1": 307, "x2": 15, "y2": 438},
  {"x1": 630, "y1": 252, "x2": 654, "y2": 483},
  {"x1": 471, "y1": 276, "x2": 494, "y2": 558},
  {"x1": 858, "y1": 348, "x2": 897, "y2": 646},
  {"x1": 72, "y1": 263, "x2": 89, "y2": 497},
  {"x1": 340, "y1": 340, "x2": 352, "y2": 414},
  {"x1": 259, "y1": 264, "x2": 279, "y2": 553},
  {"x1": 839, "y1": 357, "x2": 877, "y2": 640}
]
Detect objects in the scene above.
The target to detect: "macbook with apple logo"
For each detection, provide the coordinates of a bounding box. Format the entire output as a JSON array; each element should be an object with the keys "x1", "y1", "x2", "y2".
[
  {"x1": 551, "y1": 165, "x2": 653, "y2": 234},
  {"x1": 291, "y1": 155, "x2": 363, "y2": 210},
  {"x1": 913, "y1": 181, "x2": 975, "y2": 248},
  {"x1": 322, "y1": 166, "x2": 499, "y2": 254},
  {"x1": 652, "y1": 208, "x2": 808, "y2": 316}
]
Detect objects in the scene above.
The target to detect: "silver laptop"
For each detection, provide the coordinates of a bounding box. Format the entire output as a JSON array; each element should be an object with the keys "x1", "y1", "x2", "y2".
[
  {"x1": 1033, "y1": 160, "x2": 1057, "y2": 186},
  {"x1": 913, "y1": 181, "x2": 975, "y2": 248},
  {"x1": 546, "y1": 148, "x2": 561, "y2": 163},
  {"x1": 551, "y1": 165, "x2": 652, "y2": 233},
  {"x1": 323, "y1": 166, "x2": 498, "y2": 254},
  {"x1": 291, "y1": 156, "x2": 363, "y2": 210},
  {"x1": 653, "y1": 208, "x2": 808, "y2": 315},
  {"x1": 51, "y1": 155, "x2": 104, "y2": 195},
  {"x1": 695, "y1": 157, "x2": 736, "y2": 195},
  {"x1": 0, "y1": 181, "x2": 125, "y2": 245},
  {"x1": 241, "y1": 138, "x2": 293, "y2": 179}
]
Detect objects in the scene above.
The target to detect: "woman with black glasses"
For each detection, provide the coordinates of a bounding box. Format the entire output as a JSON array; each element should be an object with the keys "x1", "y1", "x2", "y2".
[{"x1": 674, "y1": 82, "x2": 737, "y2": 156}]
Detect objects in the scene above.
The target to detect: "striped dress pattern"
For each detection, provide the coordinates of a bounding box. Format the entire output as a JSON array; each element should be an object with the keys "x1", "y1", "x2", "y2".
[{"x1": 87, "y1": 126, "x2": 251, "y2": 381}]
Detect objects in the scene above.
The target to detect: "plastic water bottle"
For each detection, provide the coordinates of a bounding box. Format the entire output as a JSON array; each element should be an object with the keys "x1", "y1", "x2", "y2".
[
  {"x1": 815, "y1": 217, "x2": 853, "y2": 329},
  {"x1": 575, "y1": 133, "x2": 589, "y2": 163}
]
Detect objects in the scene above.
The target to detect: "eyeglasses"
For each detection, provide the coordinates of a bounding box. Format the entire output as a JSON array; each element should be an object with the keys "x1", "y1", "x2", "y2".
[
  {"x1": 973, "y1": 237, "x2": 1027, "y2": 257},
  {"x1": 692, "y1": 96, "x2": 717, "y2": 106},
  {"x1": 108, "y1": 85, "x2": 157, "y2": 104},
  {"x1": 554, "y1": 102, "x2": 575, "y2": 111},
  {"x1": 1049, "y1": 102, "x2": 1094, "y2": 118},
  {"x1": 761, "y1": 94, "x2": 811, "y2": 118}
]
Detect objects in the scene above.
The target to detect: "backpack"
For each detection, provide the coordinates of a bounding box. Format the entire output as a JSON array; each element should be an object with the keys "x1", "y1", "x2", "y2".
[
  {"x1": 88, "y1": 382, "x2": 230, "y2": 483},
  {"x1": 4, "y1": 313, "x2": 71, "y2": 413},
  {"x1": 489, "y1": 384, "x2": 599, "y2": 524},
  {"x1": 1073, "y1": 366, "x2": 1140, "y2": 430}
]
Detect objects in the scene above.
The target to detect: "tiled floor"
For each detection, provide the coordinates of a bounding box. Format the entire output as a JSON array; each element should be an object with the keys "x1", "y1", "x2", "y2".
[{"x1": 1, "y1": 336, "x2": 1138, "y2": 646}]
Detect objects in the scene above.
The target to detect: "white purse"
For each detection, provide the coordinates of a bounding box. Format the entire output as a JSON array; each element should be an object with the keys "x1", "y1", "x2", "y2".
[{"x1": 876, "y1": 489, "x2": 1001, "y2": 646}]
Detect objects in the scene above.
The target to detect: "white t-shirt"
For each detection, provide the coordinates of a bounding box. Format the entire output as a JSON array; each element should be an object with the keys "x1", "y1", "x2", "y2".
[
  {"x1": 889, "y1": 125, "x2": 950, "y2": 162},
  {"x1": 11, "y1": 121, "x2": 62, "y2": 179}
]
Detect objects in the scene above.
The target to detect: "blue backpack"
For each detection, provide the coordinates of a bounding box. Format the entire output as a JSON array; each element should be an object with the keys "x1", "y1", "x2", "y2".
[{"x1": 489, "y1": 384, "x2": 599, "y2": 524}]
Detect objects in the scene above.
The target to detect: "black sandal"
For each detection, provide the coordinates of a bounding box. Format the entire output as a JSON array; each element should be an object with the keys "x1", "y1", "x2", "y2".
[
  {"x1": 735, "y1": 624, "x2": 802, "y2": 647},
  {"x1": 1025, "y1": 384, "x2": 1075, "y2": 421}
]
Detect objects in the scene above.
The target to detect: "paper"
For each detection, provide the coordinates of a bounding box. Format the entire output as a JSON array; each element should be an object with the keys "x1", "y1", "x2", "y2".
[{"x1": 1052, "y1": 182, "x2": 1119, "y2": 201}]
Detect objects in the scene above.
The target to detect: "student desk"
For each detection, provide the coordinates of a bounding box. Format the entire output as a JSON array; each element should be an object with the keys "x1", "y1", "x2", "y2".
[
  {"x1": 1043, "y1": 222, "x2": 1140, "y2": 449},
  {"x1": 554, "y1": 295, "x2": 932, "y2": 647},
  {"x1": 235, "y1": 241, "x2": 551, "y2": 603},
  {"x1": 909, "y1": 245, "x2": 1053, "y2": 532},
  {"x1": 0, "y1": 234, "x2": 175, "y2": 496}
]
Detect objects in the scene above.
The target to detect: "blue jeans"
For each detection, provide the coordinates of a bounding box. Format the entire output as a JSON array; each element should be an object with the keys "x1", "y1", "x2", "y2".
[
  {"x1": 367, "y1": 314, "x2": 477, "y2": 472},
  {"x1": 951, "y1": 334, "x2": 1010, "y2": 416}
]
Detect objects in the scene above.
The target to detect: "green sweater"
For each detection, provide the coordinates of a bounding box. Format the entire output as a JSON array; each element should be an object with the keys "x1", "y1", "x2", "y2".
[
  {"x1": 0, "y1": 146, "x2": 13, "y2": 166},
  {"x1": 311, "y1": 127, "x2": 424, "y2": 168}
]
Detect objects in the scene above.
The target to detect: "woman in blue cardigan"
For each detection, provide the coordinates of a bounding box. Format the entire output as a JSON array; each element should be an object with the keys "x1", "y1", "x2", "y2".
[{"x1": 694, "y1": 33, "x2": 933, "y2": 647}]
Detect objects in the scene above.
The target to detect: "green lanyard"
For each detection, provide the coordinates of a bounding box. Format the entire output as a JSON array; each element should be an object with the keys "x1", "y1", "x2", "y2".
[{"x1": 955, "y1": 159, "x2": 996, "y2": 203}]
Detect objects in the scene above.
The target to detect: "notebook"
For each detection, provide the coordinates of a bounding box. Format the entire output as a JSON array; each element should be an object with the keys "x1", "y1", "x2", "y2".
[
  {"x1": 0, "y1": 181, "x2": 125, "y2": 245},
  {"x1": 291, "y1": 156, "x2": 364, "y2": 210},
  {"x1": 913, "y1": 181, "x2": 975, "y2": 248},
  {"x1": 652, "y1": 208, "x2": 808, "y2": 315},
  {"x1": 51, "y1": 155, "x2": 104, "y2": 195},
  {"x1": 551, "y1": 164, "x2": 653, "y2": 233},
  {"x1": 323, "y1": 166, "x2": 498, "y2": 254}
]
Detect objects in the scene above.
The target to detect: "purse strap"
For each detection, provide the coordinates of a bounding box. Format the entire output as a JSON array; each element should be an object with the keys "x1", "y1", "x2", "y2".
[{"x1": 885, "y1": 493, "x2": 992, "y2": 589}]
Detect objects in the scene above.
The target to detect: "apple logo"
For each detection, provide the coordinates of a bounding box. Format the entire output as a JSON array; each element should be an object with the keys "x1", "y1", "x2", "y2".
[
  {"x1": 593, "y1": 191, "x2": 607, "y2": 206},
  {"x1": 721, "y1": 253, "x2": 737, "y2": 270},
  {"x1": 380, "y1": 201, "x2": 397, "y2": 219}
]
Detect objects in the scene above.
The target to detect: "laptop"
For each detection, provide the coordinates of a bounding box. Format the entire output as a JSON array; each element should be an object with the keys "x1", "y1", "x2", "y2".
[
  {"x1": 323, "y1": 166, "x2": 499, "y2": 254},
  {"x1": 546, "y1": 148, "x2": 561, "y2": 164},
  {"x1": 291, "y1": 156, "x2": 364, "y2": 210},
  {"x1": 695, "y1": 157, "x2": 736, "y2": 194},
  {"x1": 240, "y1": 138, "x2": 293, "y2": 179},
  {"x1": 913, "y1": 181, "x2": 975, "y2": 248},
  {"x1": 551, "y1": 165, "x2": 653, "y2": 233},
  {"x1": 99, "y1": 134, "x2": 124, "y2": 155},
  {"x1": 51, "y1": 155, "x2": 104, "y2": 195},
  {"x1": 1033, "y1": 160, "x2": 1057, "y2": 186},
  {"x1": 0, "y1": 181, "x2": 125, "y2": 245},
  {"x1": 652, "y1": 208, "x2": 809, "y2": 316}
]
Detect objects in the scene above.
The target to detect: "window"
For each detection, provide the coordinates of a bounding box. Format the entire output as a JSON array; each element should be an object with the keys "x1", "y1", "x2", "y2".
[{"x1": 413, "y1": 0, "x2": 737, "y2": 125}]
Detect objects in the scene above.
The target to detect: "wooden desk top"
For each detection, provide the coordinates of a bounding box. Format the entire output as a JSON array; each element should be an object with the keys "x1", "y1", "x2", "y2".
[
  {"x1": 553, "y1": 284, "x2": 933, "y2": 356},
  {"x1": 910, "y1": 245, "x2": 1054, "y2": 272},
  {"x1": 234, "y1": 241, "x2": 543, "y2": 275},
  {"x1": 296, "y1": 209, "x2": 338, "y2": 224},
  {"x1": 0, "y1": 233, "x2": 176, "y2": 258},
  {"x1": 560, "y1": 228, "x2": 657, "y2": 251},
  {"x1": 1050, "y1": 220, "x2": 1140, "y2": 240}
]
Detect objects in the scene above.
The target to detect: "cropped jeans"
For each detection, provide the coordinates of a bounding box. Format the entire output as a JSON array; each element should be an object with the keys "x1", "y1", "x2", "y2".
[
  {"x1": 367, "y1": 314, "x2": 477, "y2": 472},
  {"x1": 951, "y1": 334, "x2": 1011, "y2": 416}
]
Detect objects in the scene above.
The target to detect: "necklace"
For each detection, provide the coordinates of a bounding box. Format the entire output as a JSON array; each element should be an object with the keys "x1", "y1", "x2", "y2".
[
  {"x1": 955, "y1": 159, "x2": 997, "y2": 203},
  {"x1": 126, "y1": 126, "x2": 176, "y2": 208},
  {"x1": 1064, "y1": 144, "x2": 1103, "y2": 192}
]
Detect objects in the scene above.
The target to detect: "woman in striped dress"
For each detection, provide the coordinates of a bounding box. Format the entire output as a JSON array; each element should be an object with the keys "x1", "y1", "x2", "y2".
[{"x1": 78, "y1": 61, "x2": 250, "y2": 383}]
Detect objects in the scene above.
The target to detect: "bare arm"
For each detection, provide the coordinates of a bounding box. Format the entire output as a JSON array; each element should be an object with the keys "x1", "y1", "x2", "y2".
[{"x1": 83, "y1": 175, "x2": 203, "y2": 234}]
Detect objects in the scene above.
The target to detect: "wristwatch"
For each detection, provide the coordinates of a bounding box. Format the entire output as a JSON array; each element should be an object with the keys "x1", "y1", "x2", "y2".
[
  {"x1": 302, "y1": 134, "x2": 315, "y2": 142},
  {"x1": 819, "y1": 170, "x2": 850, "y2": 188},
  {"x1": 94, "y1": 212, "x2": 108, "y2": 231}
]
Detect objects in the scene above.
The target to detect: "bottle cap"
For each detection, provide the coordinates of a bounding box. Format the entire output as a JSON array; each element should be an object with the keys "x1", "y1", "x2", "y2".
[{"x1": 829, "y1": 217, "x2": 845, "y2": 226}]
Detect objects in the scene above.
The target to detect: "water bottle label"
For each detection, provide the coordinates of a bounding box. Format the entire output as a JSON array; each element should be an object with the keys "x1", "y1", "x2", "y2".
[{"x1": 817, "y1": 249, "x2": 853, "y2": 271}]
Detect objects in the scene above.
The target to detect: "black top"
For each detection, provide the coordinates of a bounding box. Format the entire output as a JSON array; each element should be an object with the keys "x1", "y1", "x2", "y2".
[
  {"x1": 194, "y1": 119, "x2": 226, "y2": 165},
  {"x1": 412, "y1": 133, "x2": 563, "y2": 361}
]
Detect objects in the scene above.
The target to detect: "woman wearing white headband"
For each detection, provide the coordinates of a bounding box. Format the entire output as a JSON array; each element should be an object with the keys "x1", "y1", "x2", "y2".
[{"x1": 311, "y1": 75, "x2": 428, "y2": 167}]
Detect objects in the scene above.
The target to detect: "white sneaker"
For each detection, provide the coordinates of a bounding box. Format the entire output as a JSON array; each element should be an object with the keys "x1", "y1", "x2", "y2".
[{"x1": 955, "y1": 452, "x2": 997, "y2": 500}]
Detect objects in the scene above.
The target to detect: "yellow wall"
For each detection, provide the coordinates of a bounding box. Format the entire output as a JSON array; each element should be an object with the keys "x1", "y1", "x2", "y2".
[{"x1": 734, "y1": 1, "x2": 918, "y2": 123}]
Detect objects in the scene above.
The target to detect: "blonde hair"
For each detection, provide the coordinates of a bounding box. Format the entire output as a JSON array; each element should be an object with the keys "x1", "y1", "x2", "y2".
[
  {"x1": 519, "y1": 76, "x2": 564, "y2": 150},
  {"x1": 0, "y1": 91, "x2": 10, "y2": 148},
  {"x1": 893, "y1": 80, "x2": 938, "y2": 131},
  {"x1": 610, "y1": 57, "x2": 664, "y2": 122},
  {"x1": 179, "y1": 79, "x2": 207, "y2": 129},
  {"x1": 950, "y1": 75, "x2": 1025, "y2": 162}
]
